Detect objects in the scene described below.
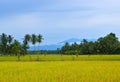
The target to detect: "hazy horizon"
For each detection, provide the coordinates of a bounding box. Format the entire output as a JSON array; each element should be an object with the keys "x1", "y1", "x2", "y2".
[{"x1": 0, "y1": 0, "x2": 120, "y2": 45}]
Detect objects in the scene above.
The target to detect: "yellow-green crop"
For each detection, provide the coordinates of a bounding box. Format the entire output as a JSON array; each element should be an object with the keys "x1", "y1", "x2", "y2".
[
  {"x1": 1, "y1": 55, "x2": 120, "y2": 61},
  {"x1": 0, "y1": 61, "x2": 120, "y2": 82}
]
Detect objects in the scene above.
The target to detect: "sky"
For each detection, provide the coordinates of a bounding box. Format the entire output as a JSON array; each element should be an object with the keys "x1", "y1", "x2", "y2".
[{"x1": 0, "y1": 0, "x2": 120, "y2": 45}]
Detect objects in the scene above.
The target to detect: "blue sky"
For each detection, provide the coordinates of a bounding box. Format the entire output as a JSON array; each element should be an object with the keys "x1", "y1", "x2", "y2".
[{"x1": 0, "y1": 0, "x2": 120, "y2": 45}]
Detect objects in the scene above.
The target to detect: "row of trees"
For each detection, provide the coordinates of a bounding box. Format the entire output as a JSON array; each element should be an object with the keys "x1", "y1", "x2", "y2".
[
  {"x1": 61, "y1": 33, "x2": 120, "y2": 55},
  {"x1": 22, "y1": 34, "x2": 42, "y2": 54},
  {"x1": 0, "y1": 33, "x2": 43, "y2": 56},
  {"x1": 1, "y1": 32, "x2": 120, "y2": 56}
]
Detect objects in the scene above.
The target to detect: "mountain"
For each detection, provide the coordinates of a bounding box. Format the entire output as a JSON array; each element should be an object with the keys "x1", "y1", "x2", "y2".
[
  {"x1": 58, "y1": 38, "x2": 81, "y2": 45},
  {"x1": 29, "y1": 38, "x2": 97, "y2": 50},
  {"x1": 30, "y1": 44, "x2": 62, "y2": 50},
  {"x1": 58, "y1": 38, "x2": 97, "y2": 45}
]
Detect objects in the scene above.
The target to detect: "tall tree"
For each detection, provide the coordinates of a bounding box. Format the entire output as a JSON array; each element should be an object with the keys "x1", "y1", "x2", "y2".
[
  {"x1": 87, "y1": 41, "x2": 95, "y2": 54},
  {"x1": 61, "y1": 42, "x2": 71, "y2": 54},
  {"x1": 25, "y1": 34, "x2": 31, "y2": 42},
  {"x1": 97, "y1": 33, "x2": 120, "y2": 54},
  {"x1": 7, "y1": 35, "x2": 13, "y2": 45},
  {"x1": 22, "y1": 40, "x2": 29, "y2": 54},
  {"x1": 11, "y1": 40, "x2": 21, "y2": 61},
  {"x1": 81, "y1": 39, "x2": 89, "y2": 54},
  {"x1": 37, "y1": 34, "x2": 42, "y2": 53},
  {"x1": 22, "y1": 34, "x2": 31, "y2": 54},
  {"x1": 71, "y1": 42, "x2": 79, "y2": 56},
  {"x1": 7, "y1": 35, "x2": 13, "y2": 54},
  {"x1": 31, "y1": 34, "x2": 37, "y2": 52},
  {"x1": 0, "y1": 33, "x2": 8, "y2": 54}
]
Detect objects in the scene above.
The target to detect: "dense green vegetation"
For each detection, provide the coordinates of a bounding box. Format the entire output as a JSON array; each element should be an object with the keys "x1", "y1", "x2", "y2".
[
  {"x1": 61, "y1": 33, "x2": 120, "y2": 55},
  {"x1": 0, "y1": 33, "x2": 42, "y2": 60},
  {"x1": 1, "y1": 32, "x2": 120, "y2": 61}
]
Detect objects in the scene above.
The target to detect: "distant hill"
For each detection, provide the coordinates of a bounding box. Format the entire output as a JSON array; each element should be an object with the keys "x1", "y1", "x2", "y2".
[
  {"x1": 58, "y1": 38, "x2": 81, "y2": 44},
  {"x1": 58, "y1": 38, "x2": 97, "y2": 45},
  {"x1": 30, "y1": 44, "x2": 62, "y2": 50},
  {"x1": 30, "y1": 38, "x2": 97, "y2": 50}
]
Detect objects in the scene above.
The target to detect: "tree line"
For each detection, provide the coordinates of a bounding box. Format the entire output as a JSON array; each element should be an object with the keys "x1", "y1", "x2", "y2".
[
  {"x1": 61, "y1": 33, "x2": 120, "y2": 56},
  {"x1": 1, "y1": 32, "x2": 120, "y2": 57},
  {"x1": 0, "y1": 33, "x2": 42, "y2": 57}
]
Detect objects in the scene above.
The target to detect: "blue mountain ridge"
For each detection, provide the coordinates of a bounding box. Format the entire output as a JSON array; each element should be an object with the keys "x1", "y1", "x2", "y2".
[{"x1": 30, "y1": 38, "x2": 97, "y2": 50}]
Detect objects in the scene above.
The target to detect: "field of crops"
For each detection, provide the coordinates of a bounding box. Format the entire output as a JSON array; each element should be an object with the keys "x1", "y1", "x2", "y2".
[
  {"x1": 0, "y1": 55, "x2": 120, "y2": 82},
  {"x1": 1, "y1": 55, "x2": 120, "y2": 61},
  {"x1": 0, "y1": 61, "x2": 120, "y2": 82}
]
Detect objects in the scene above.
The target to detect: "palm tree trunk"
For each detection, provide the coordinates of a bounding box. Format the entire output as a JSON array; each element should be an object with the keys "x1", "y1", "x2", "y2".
[
  {"x1": 34, "y1": 45, "x2": 35, "y2": 54},
  {"x1": 29, "y1": 54, "x2": 32, "y2": 61},
  {"x1": 38, "y1": 43, "x2": 40, "y2": 54},
  {"x1": 18, "y1": 54, "x2": 20, "y2": 61}
]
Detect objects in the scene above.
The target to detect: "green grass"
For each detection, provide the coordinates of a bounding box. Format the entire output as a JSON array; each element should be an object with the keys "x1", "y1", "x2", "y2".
[
  {"x1": 0, "y1": 61, "x2": 120, "y2": 82},
  {"x1": 0, "y1": 54, "x2": 120, "y2": 61}
]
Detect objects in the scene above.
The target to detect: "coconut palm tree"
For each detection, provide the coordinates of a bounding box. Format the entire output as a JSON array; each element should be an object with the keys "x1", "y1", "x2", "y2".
[
  {"x1": 7, "y1": 35, "x2": 13, "y2": 54},
  {"x1": 23, "y1": 34, "x2": 31, "y2": 54},
  {"x1": 7, "y1": 35, "x2": 13, "y2": 45},
  {"x1": 1, "y1": 33, "x2": 7, "y2": 54},
  {"x1": 25, "y1": 34, "x2": 31, "y2": 42},
  {"x1": 37, "y1": 34, "x2": 42, "y2": 53},
  {"x1": 22, "y1": 39, "x2": 29, "y2": 54},
  {"x1": 23, "y1": 34, "x2": 31, "y2": 60},
  {"x1": 31, "y1": 34, "x2": 37, "y2": 53},
  {"x1": 11, "y1": 40, "x2": 21, "y2": 61}
]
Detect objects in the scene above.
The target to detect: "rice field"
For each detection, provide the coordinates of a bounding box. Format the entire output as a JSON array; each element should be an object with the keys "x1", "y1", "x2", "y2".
[
  {"x1": 0, "y1": 55, "x2": 120, "y2": 82},
  {"x1": 0, "y1": 54, "x2": 120, "y2": 61}
]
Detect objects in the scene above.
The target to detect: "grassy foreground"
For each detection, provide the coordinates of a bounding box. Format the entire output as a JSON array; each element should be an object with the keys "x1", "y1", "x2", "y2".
[
  {"x1": 0, "y1": 55, "x2": 120, "y2": 61},
  {"x1": 0, "y1": 55, "x2": 120, "y2": 82},
  {"x1": 0, "y1": 61, "x2": 120, "y2": 82}
]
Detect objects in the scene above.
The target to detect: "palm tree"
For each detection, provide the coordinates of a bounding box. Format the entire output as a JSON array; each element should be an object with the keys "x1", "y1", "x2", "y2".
[
  {"x1": 61, "y1": 42, "x2": 70, "y2": 55},
  {"x1": 31, "y1": 34, "x2": 37, "y2": 53},
  {"x1": 1, "y1": 33, "x2": 7, "y2": 54},
  {"x1": 12, "y1": 40, "x2": 21, "y2": 61},
  {"x1": 24, "y1": 34, "x2": 31, "y2": 53},
  {"x1": 7, "y1": 35, "x2": 13, "y2": 45},
  {"x1": 23, "y1": 34, "x2": 31, "y2": 60},
  {"x1": 37, "y1": 34, "x2": 42, "y2": 53},
  {"x1": 22, "y1": 40, "x2": 29, "y2": 54},
  {"x1": 25, "y1": 34, "x2": 31, "y2": 42},
  {"x1": 7, "y1": 35, "x2": 13, "y2": 54}
]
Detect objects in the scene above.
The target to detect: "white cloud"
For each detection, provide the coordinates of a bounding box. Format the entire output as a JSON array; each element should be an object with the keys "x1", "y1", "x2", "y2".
[
  {"x1": 84, "y1": 13, "x2": 120, "y2": 27},
  {"x1": 1, "y1": 10, "x2": 120, "y2": 30},
  {"x1": 0, "y1": 13, "x2": 41, "y2": 29},
  {"x1": 41, "y1": 0, "x2": 120, "y2": 11}
]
